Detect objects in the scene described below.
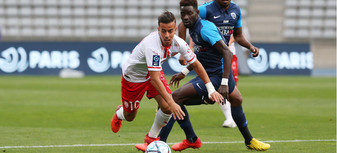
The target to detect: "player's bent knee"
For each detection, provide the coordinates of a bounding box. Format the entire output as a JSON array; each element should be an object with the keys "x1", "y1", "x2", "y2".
[
  {"x1": 230, "y1": 96, "x2": 243, "y2": 107},
  {"x1": 172, "y1": 91, "x2": 184, "y2": 104},
  {"x1": 160, "y1": 105, "x2": 171, "y2": 114},
  {"x1": 124, "y1": 113, "x2": 136, "y2": 121}
]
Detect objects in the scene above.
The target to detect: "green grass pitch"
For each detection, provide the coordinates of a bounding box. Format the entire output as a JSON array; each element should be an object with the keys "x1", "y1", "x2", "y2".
[{"x1": 0, "y1": 75, "x2": 335, "y2": 153}]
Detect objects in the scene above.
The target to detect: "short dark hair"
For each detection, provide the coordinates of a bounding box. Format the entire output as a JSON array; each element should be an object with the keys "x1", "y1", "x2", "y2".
[
  {"x1": 158, "y1": 11, "x2": 176, "y2": 26},
  {"x1": 180, "y1": 0, "x2": 198, "y2": 10}
]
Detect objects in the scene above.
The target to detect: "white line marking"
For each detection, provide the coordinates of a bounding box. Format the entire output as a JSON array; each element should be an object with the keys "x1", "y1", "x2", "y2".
[{"x1": 0, "y1": 139, "x2": 335, "y2": 149}]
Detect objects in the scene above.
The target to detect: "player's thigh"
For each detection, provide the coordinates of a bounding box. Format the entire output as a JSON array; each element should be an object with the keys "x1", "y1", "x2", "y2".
[
  {"x1": 121, "y1": 78, "x2": 148, "y2": 117},
  {"x1": 172, "y1": 82, "x2": 199, "y2": 104}
]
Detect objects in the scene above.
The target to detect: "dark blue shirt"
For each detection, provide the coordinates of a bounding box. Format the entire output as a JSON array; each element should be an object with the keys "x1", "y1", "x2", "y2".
[
  {"x1": 199, "y1": 1, "x2": 242, "y2": 45},
  {"x1": 189, "y1": 17, "x2": 225, "y2": 75}
]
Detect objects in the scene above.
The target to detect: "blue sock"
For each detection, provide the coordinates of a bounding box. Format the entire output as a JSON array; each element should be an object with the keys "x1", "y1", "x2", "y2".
[
  {"x1": 231, "y1": 106, "x2": 248, "y2": 128},
  {"x1": 159, "y1": 105, "x2": 197, "y2": 142},
  {"x1": 231, "y1": 106, "x2": 253, "y2": 143},
  {"x1": 176, "y1": 105, "x2": 197, "y2": 142},
  {"x1": 159, "y1": 116, "x2": 176, "y2": 142}
]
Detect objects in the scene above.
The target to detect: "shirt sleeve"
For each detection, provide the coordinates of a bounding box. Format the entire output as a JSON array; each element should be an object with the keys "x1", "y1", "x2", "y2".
[
  {"x1": 145, "y1": 48, "x2": 162, "y2": 71},
  {"x1": 198, "y1": 4, "x2": 207, "y2": 19},
  {"x1": 176, "y1": 37, "x2": 196, "y2": 65},
  {"x1": 235, "y1": 9, "x2": 242, "y2": 28},
  {"x1": 200, "y1": 21, "x2": 223, "y2": 46}
]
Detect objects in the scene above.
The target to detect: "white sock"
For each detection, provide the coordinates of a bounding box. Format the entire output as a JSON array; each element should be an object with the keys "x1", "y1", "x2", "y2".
[
  {"x1": 148, "y1": 108, "x2": 171, "y2": 138},
  {"x1": 219, "y1": 100, "x2": 234, "y2": 122},
  {"x1": 116, "y1": 107, "x2": 125, "y2": 120}
]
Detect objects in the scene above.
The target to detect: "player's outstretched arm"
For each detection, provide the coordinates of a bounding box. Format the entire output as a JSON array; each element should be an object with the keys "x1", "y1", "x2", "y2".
[
  {"x1": 214, "y1": 40, "x2": 233, "y2": 101},
  {"x1": 149, "y1": 71, "x2": 185, "y2": 120},
  {"x1": 233, "y1": 27, "x2": 259, "y2": 57}
]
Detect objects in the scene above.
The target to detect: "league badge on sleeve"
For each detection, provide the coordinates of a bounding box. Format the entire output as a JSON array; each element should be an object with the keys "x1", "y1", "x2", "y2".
[{"x1": 152, "y1": 55, "x2": 160, "y2": 66}]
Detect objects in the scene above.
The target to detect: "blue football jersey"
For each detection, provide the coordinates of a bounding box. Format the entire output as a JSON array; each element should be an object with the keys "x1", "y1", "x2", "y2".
[
  {"x1": 189, "y1": 17, "x2": 226, "y2": 75},
  {"x1": 199, "y1": 1, "x2": 242, "y2": 45}
]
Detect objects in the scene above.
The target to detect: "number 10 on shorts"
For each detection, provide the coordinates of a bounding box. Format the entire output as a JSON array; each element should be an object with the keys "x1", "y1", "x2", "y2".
[{"x1": 124, "y1": 100, "x2": 140, "y2": 111}]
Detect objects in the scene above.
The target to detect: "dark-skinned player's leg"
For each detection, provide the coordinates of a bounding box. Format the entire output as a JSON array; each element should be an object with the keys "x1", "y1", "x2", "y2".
[
  {"x1": 229, "y1": 87, "x2": 270, "y2": 150},
  {"x1": 159, "y1": 82, "x2": 201, "y2": 143},
  {"x1": 228, "y1": 87, "x2": 253, "y2": 144}
]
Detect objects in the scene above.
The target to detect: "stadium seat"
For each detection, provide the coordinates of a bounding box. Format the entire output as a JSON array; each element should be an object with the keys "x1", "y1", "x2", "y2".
[
  {"x1": 6, "y1": 7, "x2": 18, "y2": 16},
  {"x1": 100, "y1": 28, "x2": 113, "y2": 37},
  {"x1": 33, "y1": 7, "x2": 45, "y2": 16},
  {"x1": 312, "y1": 8, "x2": 325, "y2": 18},
  {"x1": 284, "y1": 19, "x2": 297, "y2": 27},
  {"x1": 60, "y1": 18, "x2": 72, "y2": 27},
  {"x1": 100, "y1": 8, "x2": 112, "y2": 17},
  {"x1": 298, "y1": 8, "x2": 310, "y2": 17},
  {"x1": 323, "y1": 29, "x2": 336, "y2": 38},
  {"x1": 61, "y1": 27, "x2": 73, "y2": 37},
  {"x1": 7, "y1": 26, "x2": 20, "y2": 36},
  {"x1": 86, "y1": 7, "x2": 99, "y2": 17},
  {"x1": 73, "y1": 27, "x2": 85, "y2": 37},
  {"x1": 297, "y1": 29, "x2": 309, "y2": 38},
  {"x1": 73, "y1": 18, "x2": 85, "y2": 27},
  {"x1": 298, "y1": 19, "x2": 310, "y2": 28},
  {"x1": 284, "y1": 9, "x2": 297, "y2": 17},
  {"x1": 72, "y1": 0, "x2": 85, "y2": 7},
  {"x1": 34, "y1": 28, "x2": 47, "y2": 37},
  {"x1": 99, "y1": 18, "x2": 112, "y2": 27},
  {"x1": 59, "y1": 7, "x2": 72, "y2": 17},
  {"x1": 326, "y1": 0, "x2": 337, "y2": 8},
  {"x1": 283, "y1": 29, "x2": 296, "y2": 38},
  {"x1": 126, "y1": 8, "x2": 139, "y2": 17},
  {"x1": 33, "y1": 17, "x2": 46, "y2": 27},
  {"x1": 20, "y1": 7, "x2": 32, "y2": 17},
  {"x1": 324, "y1": 19, "x2": 336, "y2": 28},
  {"x1": 310, "y1": 19, "x2": 324, "y2": 28},
  {"x1": 73, "y1": 7, "x2": 85, "y2": 17},
  {"x1": 113, "y1": 8, "x2": 125, "y2": 16},
  {"x1": 46, "y1": 7, "x2": 58, "y2": 16},
  {"x1": 285, "y1": 0, "x2": 298, "y2": 7},
  {"x1": 299, "y1": 0, "x2": 311, "y2": 8},
  {"x1": 7, "y1": 17, "x2": 20, "y2": 26},
  {"x1": 325, "y1": 9, "x2": 336, "y2": 18},
  {"x1": 310, "y1": 28, "x2": 322, "y2": 38},
  {"x1": 21, "y1": 27, "x2": 34, "y2": 37},
  {"x1": 46, "y1": 18, "x2": 59, "y2": 27}
]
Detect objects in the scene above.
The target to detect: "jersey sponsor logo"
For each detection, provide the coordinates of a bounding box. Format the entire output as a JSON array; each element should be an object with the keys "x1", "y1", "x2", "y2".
[
  {"x1": 152, "y1": 55, "x2": 160, "y2": 66},
  {"x1": 223, "y1": 20, "x2": 229, "y2": 23},
  {"x1": 213, "y1": 15, "x2": 221, "y2": 19},
  {"x1": 231, "y1": 12, "x2": 236, "y2": 19},
  {"x1": 218, "y1": 26, "x2": 235, "y2": 36}
]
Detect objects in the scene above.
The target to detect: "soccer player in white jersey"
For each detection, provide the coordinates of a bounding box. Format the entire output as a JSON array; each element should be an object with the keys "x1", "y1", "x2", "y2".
[{"x1": 110, "y1": 11, "x2": 223, "y2": 143}]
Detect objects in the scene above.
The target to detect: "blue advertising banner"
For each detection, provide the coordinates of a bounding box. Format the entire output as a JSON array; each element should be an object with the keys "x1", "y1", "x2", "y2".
[
  {"x1": 0, "y1": 42, "x2": 312, "y2": 76},
  {"x1": 0, "y1": 42, "x2": 186, "y2": 75},
  {"x1": 246, "y1": 43, "x2": 312, "y2": 75}
]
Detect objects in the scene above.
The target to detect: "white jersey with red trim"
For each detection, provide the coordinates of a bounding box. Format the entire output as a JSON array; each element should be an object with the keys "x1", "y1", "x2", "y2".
[{"x1": 122, "y1": 31, "x2": 196, "y2": 83}]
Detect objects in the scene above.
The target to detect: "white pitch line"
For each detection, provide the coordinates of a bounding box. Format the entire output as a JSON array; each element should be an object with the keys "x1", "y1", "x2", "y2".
[{"x1": 0, "y1": 139, "x2": 335, "y2": 149}]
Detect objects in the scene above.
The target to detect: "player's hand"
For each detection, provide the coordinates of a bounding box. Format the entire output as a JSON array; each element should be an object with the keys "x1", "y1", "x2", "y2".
[
  {"x1": 217, "y1": 85, "x2": 229, "y2": 104},
  {"x1": 250, "y1": 46, "x2": 259, "y2": 57},
  {"x1": 209, "y1": 91, "x2": 224, "y2": 104},
  {"x1": 169, "y1": 73, "x2": 185, "y2": 88},
  {"x1": 170, "y1": 103, "x2": 185, "y2": 120},
  {"x1": 179, "y1": 54, "x2": 187, "y2": 65}
]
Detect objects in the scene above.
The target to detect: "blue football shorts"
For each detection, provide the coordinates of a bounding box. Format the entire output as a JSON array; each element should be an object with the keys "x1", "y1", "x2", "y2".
[{"x1": 189, "y1": 69, "x2": 235, "y2": 100}]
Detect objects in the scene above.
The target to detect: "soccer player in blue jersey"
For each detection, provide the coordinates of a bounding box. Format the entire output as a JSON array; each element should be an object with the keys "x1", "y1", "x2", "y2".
[
  {"x1": 179, "y1": 0, "x2": 259, "y2": 128},
  {"x1": 156, "y1": 0, "x2": 270, "y2": 151}
]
